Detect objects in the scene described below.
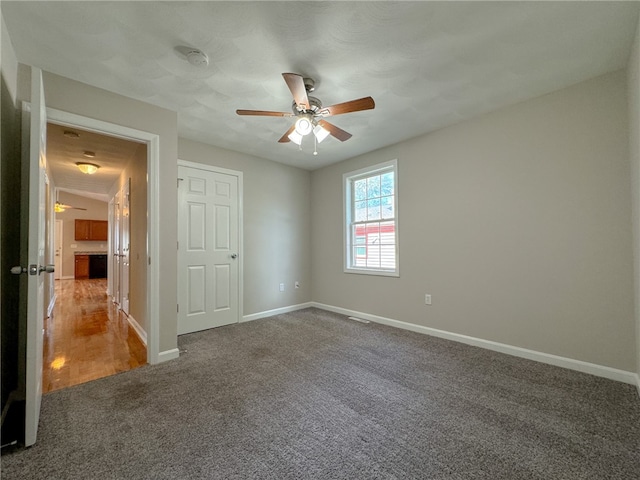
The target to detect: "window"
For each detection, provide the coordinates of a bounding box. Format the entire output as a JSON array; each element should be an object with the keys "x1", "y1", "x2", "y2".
[{"x1": 344, "y1": 159, "x2": 398, "y2": 276}]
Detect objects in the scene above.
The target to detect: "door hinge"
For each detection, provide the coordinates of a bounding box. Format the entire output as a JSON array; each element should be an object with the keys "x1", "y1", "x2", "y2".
[
  {"x1": 177, "y1": 241, "x2": 179, "y2": 250},
  {"x1": 148, "y1": 256, "x2": 151, "y2": 265},
  {"x1": 177, "y1": 178, "x2": 184, "y2": 188},
  {"x1": 177, "y1": 304, "x2": 179, "y2": 313}
]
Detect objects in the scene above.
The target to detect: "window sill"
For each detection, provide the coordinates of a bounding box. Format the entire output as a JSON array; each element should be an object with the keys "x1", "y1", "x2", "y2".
[{"x1": 344, "y1": 268, "x2": 399, "y2": 278}]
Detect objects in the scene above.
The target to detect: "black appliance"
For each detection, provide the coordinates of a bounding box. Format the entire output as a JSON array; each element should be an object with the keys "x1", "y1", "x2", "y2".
[{"x1": 89, "y1": 254, "x2": 107, "y2": 279}]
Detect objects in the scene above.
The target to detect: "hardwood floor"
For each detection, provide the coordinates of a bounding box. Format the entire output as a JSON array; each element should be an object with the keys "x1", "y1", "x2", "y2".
[{"x1": 43, "y1": 278, "x2": 146, "y2": 394}]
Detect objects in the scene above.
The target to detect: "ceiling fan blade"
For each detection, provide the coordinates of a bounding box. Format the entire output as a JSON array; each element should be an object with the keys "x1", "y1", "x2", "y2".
[
  {"x1": 57, "y1": 202, "x2": 85, "y2": 209},
  {"x1": 236, "y1": 109, "x2": 293, "y2": 117},
  {"x1": 318, "y1": 120, "x2": 352, "y2": 142},
  {"x1": 282, "y1": 73, "x2": 310, "y2": 111},
  {"x1": 278, "y1": 124, "x2": 296, "y2": 143},
  {"x1": 320, "y1": 96, "x2": 375, "y2": 117}
]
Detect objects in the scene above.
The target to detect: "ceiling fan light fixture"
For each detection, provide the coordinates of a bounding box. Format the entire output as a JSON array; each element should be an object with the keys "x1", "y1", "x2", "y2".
[
  {"x1": 288, "y1": 130, "x2": 303, "y2": 145},
  {"x1": 313, "y1": 124, "x2": 330, "y2": 143},
  {"x1": 76, "y1": 162, "x2": 100, "y2": 174},
  {"x1": 294, "y1": 116, "x2": 313, "y2": 136}
]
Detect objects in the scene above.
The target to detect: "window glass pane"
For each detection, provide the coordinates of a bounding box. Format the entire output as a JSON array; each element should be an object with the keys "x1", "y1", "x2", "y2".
[
  {"x1": 380, "y1": 244, "x2": 396, "y2": 269},
  {"x1": 365, "y1": 222, "x2": 380, "y2": 245},
  {"x1": 381, "y1": 195, "x2": 394, "y2": 219},
  {"x1": 354, "y1": 179, "x2": 367, "y2": 201},
  {"x1": 353, "y1": 246, "x2": 366, "y2": 267},
  {"x1": 366, "y1": 245, "x2": 381, "y2": 268},
  {"x1": 379, "y1": 221, "x2": 395, "y2": 245},
  {"x1": 381, "y1": 172, "x2": 394, "y2": 196},
  {"x1": 367, "y1": 198, "x2": 380, "y2": 220},
  {"x1": 367, "y1": 175, "x2": 380, "y2": 198},
  {"x1": 355, "y1": 201, "x2": 367, "y2": 222}
]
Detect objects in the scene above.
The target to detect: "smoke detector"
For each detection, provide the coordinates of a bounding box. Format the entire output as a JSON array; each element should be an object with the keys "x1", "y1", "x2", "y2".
[{"x1": 185, "y1": 49, "x2": 209, "y2": 67}]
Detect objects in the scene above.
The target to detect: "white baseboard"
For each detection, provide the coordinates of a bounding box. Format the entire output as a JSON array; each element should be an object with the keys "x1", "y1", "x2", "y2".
[
  {"x1": 242, "y1": 302, "x2": 313, "y2": 323},
  {"x1": 47, "y1": 293, "x2": 56, "y2": 318},
  {"x1": 311, "y1": 302, "x2": 637, "y2": 386},
  {"x1": 127, "y1": 314, "x2": 147, "y2": 346},
  {"x1": 60, "y1": 275, "x2": 74, "y2": 280},
  {"x1": 158, "y1": 348, "x2": 180, "y2": 363}
]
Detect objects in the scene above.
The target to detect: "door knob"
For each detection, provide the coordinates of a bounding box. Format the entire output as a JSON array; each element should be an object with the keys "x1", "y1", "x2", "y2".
[
  {"x1": 231, "y1": 254, "x2": 238, "y2": 259},
  {"x1": 39, "y1": 265, "x2": 55, "y2": 275},
  {"x1": 10, "y1": 264, "x2": 53, "y2": 275}
]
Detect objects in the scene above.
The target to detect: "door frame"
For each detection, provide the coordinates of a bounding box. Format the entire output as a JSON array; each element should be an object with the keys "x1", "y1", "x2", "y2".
[
  {"x1": 47, "y1": 108, "x2": 161, "y2": 365},
  {"x1": 177, "y1": 159, "x2": 244, "y2": 326}
]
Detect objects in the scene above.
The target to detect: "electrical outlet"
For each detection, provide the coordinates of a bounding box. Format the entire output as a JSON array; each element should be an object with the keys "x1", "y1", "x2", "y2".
[
  {"x1": 424, "y1": 294, "x2": 432, "y2": 305},
  {"x1": 279, "y1": 283, "x2": 285, "y2": 292},
  {"x1": 295, "y1": 281, "x2": 300, "y2": 289}
]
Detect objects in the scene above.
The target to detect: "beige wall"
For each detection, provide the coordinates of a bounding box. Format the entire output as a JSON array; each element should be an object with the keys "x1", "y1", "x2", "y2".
[
  {"x1": 42, "y1": 71, "x2": 178, "y2": 354},
  {"x1": 1, "y1": 12, "x2": 18, "y2": 102},
  {"x1": 178, "y1": 139, "x2": 312, "y2": 315},
  {"x1": 312, "y1": 70, "x2": 635, "y2": 371},
  {"x1": 628, "y1": 15, "x2": 640, "y2": 384},
  {"x1": 108, "y1": 143, "x2": 148, "y2": 333},
  {"x1": 54, "y1": 191, "x2": 108, "y2": 278}
]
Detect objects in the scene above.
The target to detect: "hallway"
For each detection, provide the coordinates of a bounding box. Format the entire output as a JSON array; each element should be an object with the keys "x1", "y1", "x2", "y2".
[{"x1": 43, "y1": 279, "x2": 146, "y2": 393}]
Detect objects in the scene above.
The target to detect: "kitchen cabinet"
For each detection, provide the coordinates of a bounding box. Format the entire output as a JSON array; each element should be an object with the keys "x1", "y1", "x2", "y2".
[
  {"x1": 75, "y1": 219, "x2": 108, "y2": 241},
  {"x1": 75, "y1": 255, "x2": 89, "y2": 279}
]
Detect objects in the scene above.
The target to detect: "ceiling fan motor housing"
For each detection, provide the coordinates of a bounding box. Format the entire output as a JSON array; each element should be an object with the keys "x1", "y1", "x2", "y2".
[
  {"x1": 303, "y1": 77, "x2": 315, "y2": 92},
  {"x1": 292, "y1": 96, "x2": 322, "y2": 115}
]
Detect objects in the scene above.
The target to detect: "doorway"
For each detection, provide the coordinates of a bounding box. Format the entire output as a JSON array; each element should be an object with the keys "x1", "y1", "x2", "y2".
[
  {"x1": 45, "y1": 120, "x2": 149, "y2": 392},
  {"x1": 46, "y1": 108, "x2": 161, "y2": 365}
]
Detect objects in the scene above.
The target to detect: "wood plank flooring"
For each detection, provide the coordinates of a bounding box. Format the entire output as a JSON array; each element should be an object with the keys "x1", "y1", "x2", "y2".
[{"x1": 43, "y1": 278, "x2": 146, "y2": 394}]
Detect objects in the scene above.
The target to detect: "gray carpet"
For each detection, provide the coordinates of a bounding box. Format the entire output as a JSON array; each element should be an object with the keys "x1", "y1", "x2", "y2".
[{"x1": 2, "y1": 308, "x2": 639, "y2": 479}]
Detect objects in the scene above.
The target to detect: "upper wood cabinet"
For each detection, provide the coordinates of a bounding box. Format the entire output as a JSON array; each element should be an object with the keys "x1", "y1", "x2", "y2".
[{"x1": 75, "y1": 219, "x2": 108, "y2": 241}]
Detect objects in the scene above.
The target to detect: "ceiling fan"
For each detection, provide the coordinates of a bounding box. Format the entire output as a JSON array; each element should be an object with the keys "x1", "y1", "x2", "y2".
[
  {"x1": 54, "y1": 201, "x2": 87, "y2": 213},
  {"x1": 236, "y1": 73, "x2": 375, "y2": 147}
]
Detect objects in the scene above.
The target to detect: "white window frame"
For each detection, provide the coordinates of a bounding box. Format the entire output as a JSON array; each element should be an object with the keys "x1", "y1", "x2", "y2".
[{"x1": 343, "y1": 159, "x2": 399, "y2": 277}]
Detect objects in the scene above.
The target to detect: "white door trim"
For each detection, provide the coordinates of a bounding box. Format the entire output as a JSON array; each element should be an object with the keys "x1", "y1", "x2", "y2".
[
  {"x1": 177, "y1": 159, "x2": 244, "y2": 324},
  {"x1": 46, "y1": 108, "x2": 161, "y2": 365}
]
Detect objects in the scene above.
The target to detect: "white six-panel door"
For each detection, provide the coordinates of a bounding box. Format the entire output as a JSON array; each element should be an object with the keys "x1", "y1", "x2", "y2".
[{"x1": 177, "y1": 164, "x2": 240, "y2": 335}]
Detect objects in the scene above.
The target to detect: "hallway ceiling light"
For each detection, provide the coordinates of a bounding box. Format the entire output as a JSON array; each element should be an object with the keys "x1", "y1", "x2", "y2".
[
  {"x1": 76, "y1": 162, "x2": 100, "y2": 174},
  {"x1": 63, "y1": 130, "x2": 80, "y2": 139}
]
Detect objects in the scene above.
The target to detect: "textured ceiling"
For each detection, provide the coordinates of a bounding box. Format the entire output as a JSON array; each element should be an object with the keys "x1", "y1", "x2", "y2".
[{"x1": 3, "y1": 1, "x2": 640, "y2": 172}]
